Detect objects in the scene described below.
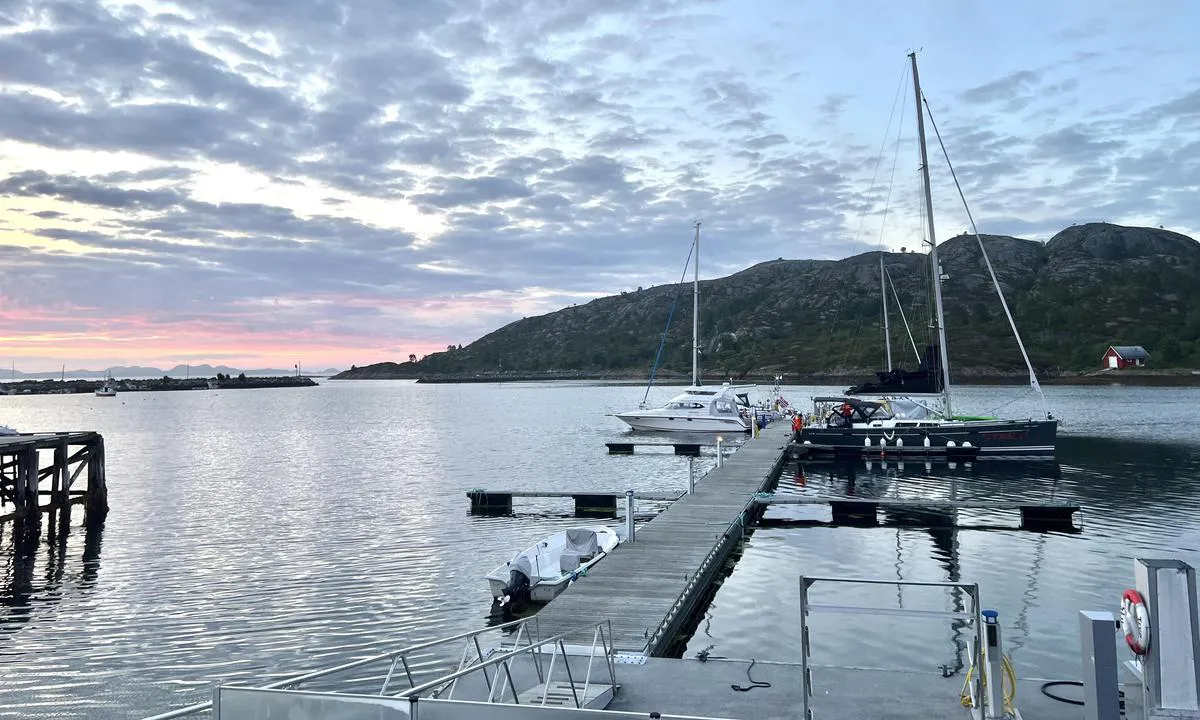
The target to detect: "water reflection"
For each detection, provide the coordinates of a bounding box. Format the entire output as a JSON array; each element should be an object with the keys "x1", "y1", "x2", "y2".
[
  {"x1": 0, "y1": 508, "x2": 105, "y2": 637},
  {"x1": 693, "y1": 434, "x2": 1200, "y2": 679}
]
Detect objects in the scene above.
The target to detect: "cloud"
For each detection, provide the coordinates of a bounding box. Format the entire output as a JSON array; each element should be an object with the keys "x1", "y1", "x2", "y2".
[
  {"x1": 960, "y1": 70, "x2": 1043, "y2": 108},
  {"x1": 0, "y1": 0, "x2": 1195, "y2": 371}
]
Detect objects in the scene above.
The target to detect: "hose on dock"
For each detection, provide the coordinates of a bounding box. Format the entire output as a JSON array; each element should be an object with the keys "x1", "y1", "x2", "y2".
[
  {"x1": 730, "y1": 658, "x2": 771, "y2": 692},
  {"x1": 960, "y1": 652, "x2": 1017, "y2": 712},
  {"x1": 1039, "y1": 679, "x2": 1125, "y2": 711}
]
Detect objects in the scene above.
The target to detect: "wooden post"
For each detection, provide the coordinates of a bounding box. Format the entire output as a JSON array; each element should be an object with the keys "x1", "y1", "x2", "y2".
[
  {"x1": 12, "y1": 448, "x2": 26, "y2": 517},
  {"x1": 85, "y1": 436, "x2": 108, "y2": 524},
  {"x1": 53, "y1": 442, "x2": 67, "y2": 509}
]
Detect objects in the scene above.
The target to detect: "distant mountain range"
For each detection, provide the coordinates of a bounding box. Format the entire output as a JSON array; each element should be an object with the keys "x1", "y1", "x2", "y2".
[{"x1": 5, "y1": 364, "x2": 342, "y2": 380}]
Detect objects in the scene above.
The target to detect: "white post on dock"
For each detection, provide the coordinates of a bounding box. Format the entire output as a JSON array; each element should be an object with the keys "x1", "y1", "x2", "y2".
[
  {"x1": 624, "y1": 489, "x2": 635, "y2": 543},
  {"x1": 716, "y1": 436, "x2": 724, "y2": 469},
  {"x1": 982, "y1": 609, "x2": 1005, "y2": 719},
  {"x1": 688, "y1": 456, "x2": 695, "y2": 494}
]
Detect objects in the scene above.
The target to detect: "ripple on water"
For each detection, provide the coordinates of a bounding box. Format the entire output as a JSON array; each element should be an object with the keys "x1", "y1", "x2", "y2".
[{"x1": 2, "y1": 382, "x2": 1200, "y2": 717}]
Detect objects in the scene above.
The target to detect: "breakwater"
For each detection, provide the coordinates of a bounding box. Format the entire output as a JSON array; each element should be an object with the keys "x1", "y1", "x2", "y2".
[{"x1": 1, "y1": 376, "x2": 318, "y2": 395}]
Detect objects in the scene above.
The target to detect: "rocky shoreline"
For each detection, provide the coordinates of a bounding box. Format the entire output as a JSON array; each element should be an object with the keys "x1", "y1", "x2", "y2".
[{"x1": 329, "y1": 366, "x2": 1200, "y2": 387}]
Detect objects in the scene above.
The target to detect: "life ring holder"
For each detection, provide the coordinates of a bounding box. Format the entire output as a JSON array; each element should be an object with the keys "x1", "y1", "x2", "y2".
[{"x1": 1121, "y1": 588, "x2": 1151, "y2": 656}]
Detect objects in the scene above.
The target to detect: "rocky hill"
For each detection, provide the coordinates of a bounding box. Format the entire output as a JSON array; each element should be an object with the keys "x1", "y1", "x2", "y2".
[{"x1": 334, "y1": 223, "x2": 1200, "y2": 382}]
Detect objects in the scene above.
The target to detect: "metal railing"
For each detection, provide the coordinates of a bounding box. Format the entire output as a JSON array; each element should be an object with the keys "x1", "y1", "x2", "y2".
[
  {"x1": 798, "y1": 576, "x2": 986, "y2": 720},
  {"x1": 140, "y1": 616, "x2": 543, "y2": 720},
  {"x1": 401, "y1": 619, "x2": 617, "y2": 710}
]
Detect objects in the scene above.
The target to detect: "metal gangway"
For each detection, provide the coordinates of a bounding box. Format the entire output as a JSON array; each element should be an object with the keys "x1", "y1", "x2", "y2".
[{"x1": 140, "y1": 616, "x2": 621, "y2": 720}]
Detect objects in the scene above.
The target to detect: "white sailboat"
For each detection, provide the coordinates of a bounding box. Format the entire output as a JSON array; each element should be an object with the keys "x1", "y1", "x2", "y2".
[
  {"x1": 801, "y1": 52, "x2": 1058, "y2": 457},
  {"x1": 614, "y1": 222, "x2": 754, "y2": 433}
]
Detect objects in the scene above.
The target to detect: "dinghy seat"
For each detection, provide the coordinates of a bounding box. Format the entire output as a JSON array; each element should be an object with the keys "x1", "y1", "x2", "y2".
[
  {"x1": 560, "y1": 551, "x2": 582, "y2": 574},
  {"x1": 561, "y1": 528, "x2": 601, "y2": 575}
]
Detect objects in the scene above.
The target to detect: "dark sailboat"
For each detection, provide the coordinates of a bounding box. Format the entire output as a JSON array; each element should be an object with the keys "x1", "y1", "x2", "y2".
[{"x1": 799, "y1": 52, "x2": 1058, "y2": 457}]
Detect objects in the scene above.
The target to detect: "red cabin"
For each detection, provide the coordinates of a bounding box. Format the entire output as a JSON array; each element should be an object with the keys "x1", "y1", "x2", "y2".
[{"x1": 1102, "y1": 345, "x2": 1149, "y2": 369}]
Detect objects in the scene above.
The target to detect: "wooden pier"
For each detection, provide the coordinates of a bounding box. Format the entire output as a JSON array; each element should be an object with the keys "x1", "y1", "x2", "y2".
[
  {"x1": 756, "y1": 494, "x2": 1082, "y2": 531},
  {"x1": 0, "y1": 432, "x2": 107, "y2": 524},
  {"x1": 527, "y1": 423, "x2": 793, "y2": 656}
]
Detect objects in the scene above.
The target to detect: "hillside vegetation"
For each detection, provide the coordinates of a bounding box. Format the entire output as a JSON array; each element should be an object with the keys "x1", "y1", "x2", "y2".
[{"x1": 335, "y1": 223, "x2": 1200, "y2": 382}]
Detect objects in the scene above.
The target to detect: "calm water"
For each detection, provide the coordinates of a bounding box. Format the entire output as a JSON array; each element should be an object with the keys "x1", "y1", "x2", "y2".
[{"x1": 1, "y1": 380, "x2": 1199, "y2": 718}]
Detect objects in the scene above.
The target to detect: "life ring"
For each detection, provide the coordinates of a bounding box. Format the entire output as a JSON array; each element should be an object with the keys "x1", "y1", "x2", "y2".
[{"x1": 1121, "y1": 588, "x2": 1150, "y2": 655}]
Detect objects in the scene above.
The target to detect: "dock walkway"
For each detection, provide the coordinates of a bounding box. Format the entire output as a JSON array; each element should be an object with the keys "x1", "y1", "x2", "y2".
[{"x1": 530, "y1": 423, "x2": 793, "y2": 655}]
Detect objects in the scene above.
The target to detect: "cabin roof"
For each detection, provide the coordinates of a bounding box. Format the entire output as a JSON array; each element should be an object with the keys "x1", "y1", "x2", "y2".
[{"x1": 1105, "y1": 345, "x2": 1149, "y2": 360}]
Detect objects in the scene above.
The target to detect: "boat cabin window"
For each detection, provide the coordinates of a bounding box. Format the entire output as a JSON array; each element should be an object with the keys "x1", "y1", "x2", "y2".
[{"x1": 712, "y1": 398, "x2": 737, "y2": 415}]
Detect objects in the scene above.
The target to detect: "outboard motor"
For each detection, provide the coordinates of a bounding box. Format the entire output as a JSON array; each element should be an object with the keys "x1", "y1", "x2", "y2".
[{"x1": 498, "y1": 567, "x2": 531, "y2": 608}]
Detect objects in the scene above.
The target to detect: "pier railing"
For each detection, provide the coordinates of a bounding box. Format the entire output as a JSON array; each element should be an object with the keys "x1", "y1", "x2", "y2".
[
  {"x1": 798, "y1": 576, "x2": 988, "y2": 720},
  {"x1": 139, "y1": 616, "x2": 544, "y2": 719},
  {"x1": 140, "y1": 618, "x2": 620, "y2": 719}
]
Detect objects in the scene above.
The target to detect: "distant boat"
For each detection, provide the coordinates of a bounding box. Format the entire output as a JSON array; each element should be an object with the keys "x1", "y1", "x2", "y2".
[
  {"x1": 486, "y1": 526, "x2": 619, "y2": 608},
  {"x1": 95, "y1": 377, "x2": 117, "y2": 397},
  {"x1": 0, "y1": 424, "x2": 18, "y2": 436}
]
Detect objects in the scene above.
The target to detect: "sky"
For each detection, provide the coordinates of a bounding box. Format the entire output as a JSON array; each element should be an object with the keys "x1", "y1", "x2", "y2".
[{"x1": 0, "y1": 0, "x2": 1197, "y2": 372}]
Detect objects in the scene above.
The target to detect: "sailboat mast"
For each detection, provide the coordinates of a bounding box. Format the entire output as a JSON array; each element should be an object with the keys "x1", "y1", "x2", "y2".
[
  {"x1": 692, "y1": 221, "x2": 701, "y2": 387},
  {"x1": 909, "y1": 51, "x2": 953, "y2": 417},
  {"x1": 880, "y1": 256, "x2": 892, "y2": 371}
]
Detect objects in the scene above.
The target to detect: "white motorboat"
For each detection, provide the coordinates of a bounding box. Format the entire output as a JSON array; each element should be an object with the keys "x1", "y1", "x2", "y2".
[
  {"x1": 614, "y1": 382, "x2": 752, "y2": 432},
  {"x1": 95, "y1": 378, "x2": 117, "y2": 397},
  {"x1": 615, "y1": 222, "x2": 767, "y2": 434},
  {"x1": 486, "y1": 526, "x2": 620, "y2": 607}
]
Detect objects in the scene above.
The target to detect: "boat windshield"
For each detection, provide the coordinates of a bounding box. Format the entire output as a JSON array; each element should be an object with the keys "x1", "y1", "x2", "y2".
[{"x1": 666, "y1": 400, "x2": 707, "y2": 410}]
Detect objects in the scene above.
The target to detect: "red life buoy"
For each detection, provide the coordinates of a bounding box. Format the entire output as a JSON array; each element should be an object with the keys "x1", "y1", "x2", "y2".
[
  {"x1": 1121, "y1": 588, "x2": 1150, "y2": 655},
  {"x1": 840, "y1": 402, "x2": 853, "y2": 417}
]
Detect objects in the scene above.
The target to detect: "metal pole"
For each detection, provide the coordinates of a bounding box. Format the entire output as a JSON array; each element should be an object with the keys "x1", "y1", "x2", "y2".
[
  {"x1": 624, "y1": 490, "x2": 635, "y2": 543},
  {"x1": 716, "y1": 437, "x2": 723, "y2": 468},
  {"x1": 881, "y1": 255, "x2": 893, "y2": 371},
  {"x1": 909, "y1": 51, "x2": 953, "y2": 417},
  {"x1": 688, "y1": 456, "x2": 695, "y2": 494},
  {"x1": 692, "y1": 221, "x2": 701, "y2": 387}
]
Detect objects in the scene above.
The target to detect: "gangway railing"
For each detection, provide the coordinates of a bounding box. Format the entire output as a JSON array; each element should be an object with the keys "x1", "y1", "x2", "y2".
[
  {"x1": 401, "y1": 619, "x2": 618, "y2": 710},
  {"x1": 798, "y1": 576, "x2": 990, "y2": 720},
  {"x1": 139, "y1": 616, "x2": 543, "y2": 720}
]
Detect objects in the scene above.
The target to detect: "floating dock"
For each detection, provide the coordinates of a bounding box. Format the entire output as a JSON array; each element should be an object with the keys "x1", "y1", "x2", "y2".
[
  {"x1": 757, "y1": 494, "x2": 1083, "y2": 531},
  {"x1": 467, "y1": 489, "x2": 684, "y2": 516},
  {"x1": 528, "y1": 423, "x2": 793, "y2": 655},
  {"x1": 0, "y1": 431, "x2": 107, "y2": 524}
]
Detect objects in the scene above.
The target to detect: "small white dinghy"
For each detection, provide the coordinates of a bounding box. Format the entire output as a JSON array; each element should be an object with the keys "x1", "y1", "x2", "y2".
[{"x1": 486, "y1": 526, "x2": 620, "y2": 607}]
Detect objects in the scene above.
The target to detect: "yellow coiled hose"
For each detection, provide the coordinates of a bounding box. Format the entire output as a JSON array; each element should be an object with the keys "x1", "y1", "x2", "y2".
[{"x1": 960, "y1": 651, "x2": 1017, "y2": 712}]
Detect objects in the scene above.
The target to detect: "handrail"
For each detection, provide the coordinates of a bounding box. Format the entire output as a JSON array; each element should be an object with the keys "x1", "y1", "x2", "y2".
[
  {"x1": 138, "y1": 616, "x2": 539, "y2": 720},
  {"x1": 396, "y1": 620, "x2": 613, "y2": 701},
  {"x1": 798, "y1": 576, "x2": 985, "y2": 720}
]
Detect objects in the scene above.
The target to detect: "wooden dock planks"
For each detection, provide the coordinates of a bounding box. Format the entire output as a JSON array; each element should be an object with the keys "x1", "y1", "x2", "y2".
[{"x1": 529, "y1": 423, "x2": 793, "y2": 655}]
